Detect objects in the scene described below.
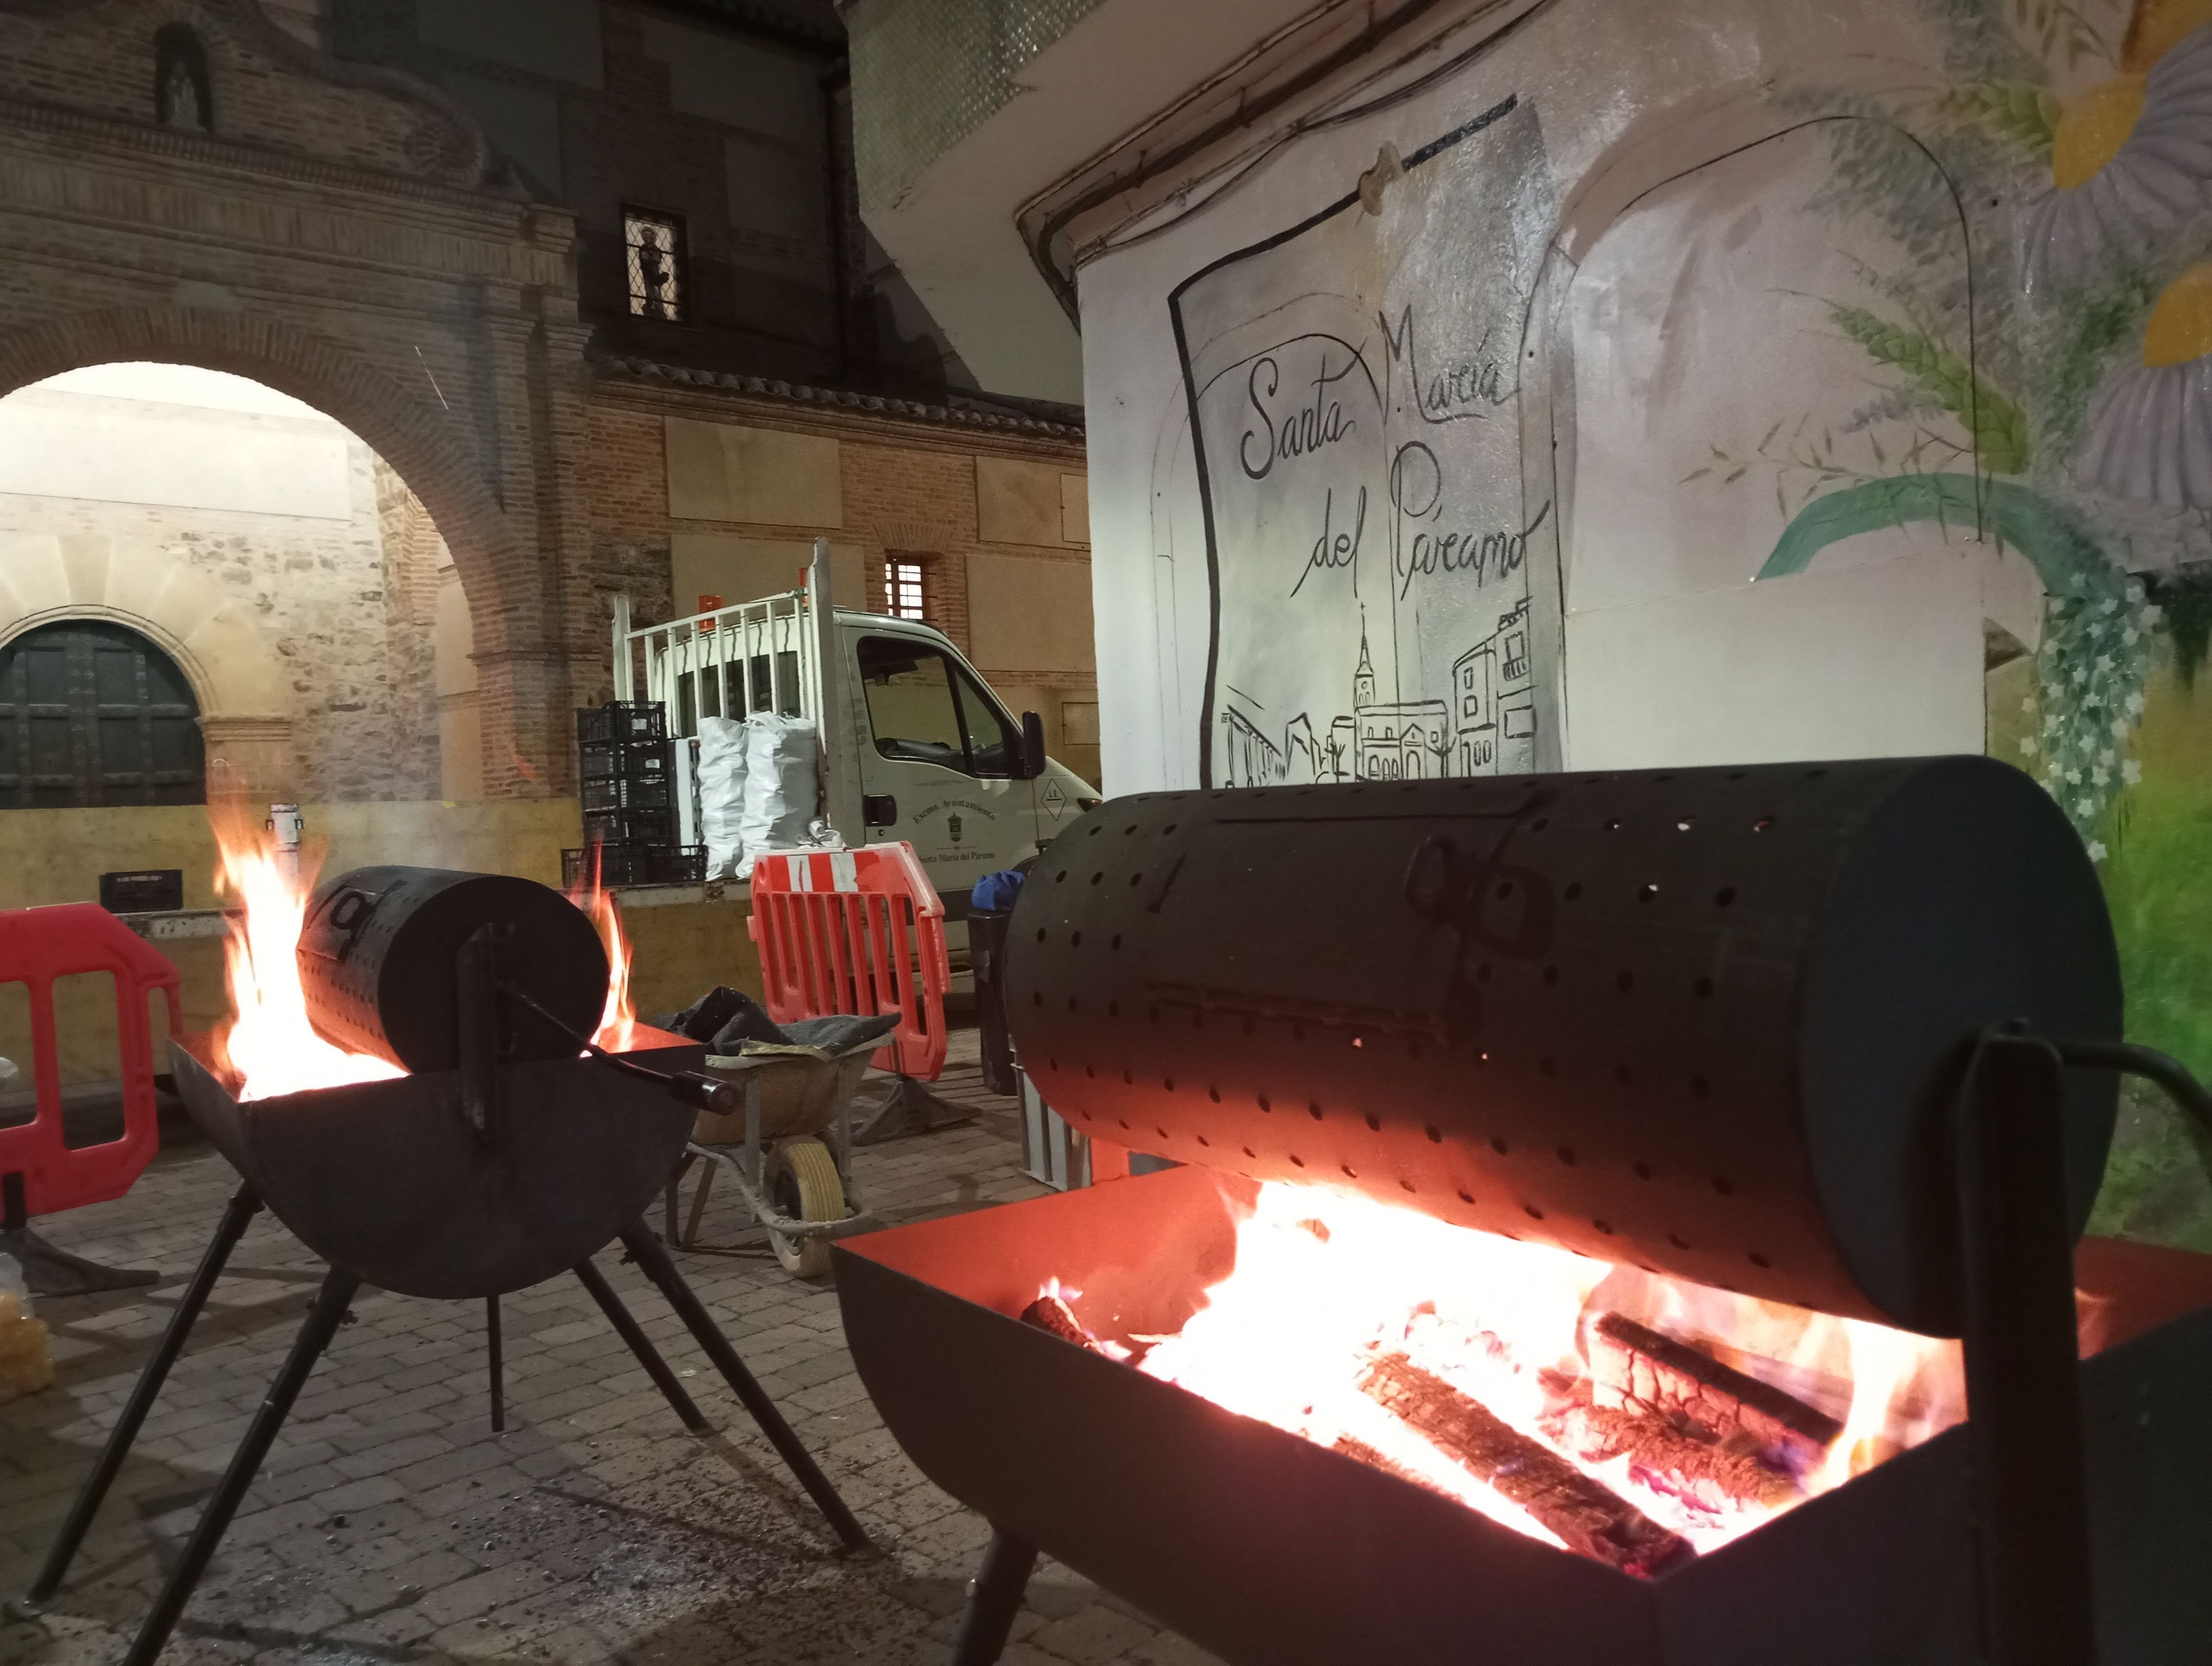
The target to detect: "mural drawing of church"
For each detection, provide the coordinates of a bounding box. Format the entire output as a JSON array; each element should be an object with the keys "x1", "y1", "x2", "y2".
[{"x1": 1218, "y1": 595, "x2": 1536, "y2": 787}]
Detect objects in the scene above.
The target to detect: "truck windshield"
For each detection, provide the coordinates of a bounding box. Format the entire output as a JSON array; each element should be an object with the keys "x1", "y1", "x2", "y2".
[{"x1": 856, "y1": 635, "x2": 1018, "y2": 779}]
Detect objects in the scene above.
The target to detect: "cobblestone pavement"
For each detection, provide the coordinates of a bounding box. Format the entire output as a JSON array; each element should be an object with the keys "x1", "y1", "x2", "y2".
[{"x1": 0, "y1": 1033, "x2": 1225, "y2": 1666}]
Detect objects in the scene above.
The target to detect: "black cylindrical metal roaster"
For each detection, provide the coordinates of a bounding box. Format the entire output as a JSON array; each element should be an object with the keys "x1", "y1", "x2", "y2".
[
  {"x1": 1006, "y1": 756, "x2": 2121, "y2": 1335},
  {"x1": 298, "y1": 866, "x2": 608, "y2": 1071}
]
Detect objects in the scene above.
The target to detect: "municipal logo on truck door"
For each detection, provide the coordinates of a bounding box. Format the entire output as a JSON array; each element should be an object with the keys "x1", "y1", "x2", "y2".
[{"x1": 948, "y1": 814, "x2": 963, "y2": 844}]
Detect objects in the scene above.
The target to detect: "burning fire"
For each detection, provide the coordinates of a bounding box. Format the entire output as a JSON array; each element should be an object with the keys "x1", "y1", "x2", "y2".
[
  {"x1": 1079, "y1": 1182, "x2": 1963, "y2": 1565},
  {"x1": 210, "y1": 812, "x2": 640, "y2": 1100},
  {"x1": 567, "y1": 857, "x2": 638, "y2": 1051},
  {"x1": 211, "y1": 806, "x2": 402, "y2": 1101}
]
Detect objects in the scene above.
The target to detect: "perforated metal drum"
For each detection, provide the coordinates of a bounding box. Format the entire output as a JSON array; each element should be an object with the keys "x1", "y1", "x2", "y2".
[
  {"x1": 1006, "y1": 757, "x2": 2121, "y2": 1334},
  {"x1": 297, "y1": 866, "x2": 607, "y2": 1072}
]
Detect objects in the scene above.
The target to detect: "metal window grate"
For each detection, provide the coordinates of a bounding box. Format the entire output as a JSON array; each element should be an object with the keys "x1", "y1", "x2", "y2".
[
  {"x1": 886, "y1": 558, "x2": 927, "y2": 620},
  {"x1": 624, "y1": 208, "x2": 684, "y2": 322}
]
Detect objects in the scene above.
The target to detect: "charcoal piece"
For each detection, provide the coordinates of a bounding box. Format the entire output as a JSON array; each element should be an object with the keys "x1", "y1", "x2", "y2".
[
  {"x1": 1020, "y1": 1293, "x2": 1109, "y2": 1355},
  {"x1": 1359, "y1": 1352, "x2": 1693, "y2": 1578},
  {"x1": 1589, "y1": 1312, "x2": 1842, "y2": 1468}
]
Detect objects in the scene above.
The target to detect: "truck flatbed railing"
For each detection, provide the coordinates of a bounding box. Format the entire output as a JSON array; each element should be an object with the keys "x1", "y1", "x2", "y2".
[{"x1": 610, "y1": 538, "x2": 859, "y2": 844}]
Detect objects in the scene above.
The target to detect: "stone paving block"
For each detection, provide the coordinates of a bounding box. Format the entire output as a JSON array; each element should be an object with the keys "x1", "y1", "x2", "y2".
[{"x1": 0, "y1": 1031, "x2": 1229, "y2": 1665}]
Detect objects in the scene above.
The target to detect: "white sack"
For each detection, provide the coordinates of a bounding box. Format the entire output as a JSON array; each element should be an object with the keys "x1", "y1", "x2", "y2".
[
  {"x1": 696, "y1": 716, "x2": 749, "y2": 880},
  {"x1": 736, "y1": 712, "x2": 818, "y2": 877}
]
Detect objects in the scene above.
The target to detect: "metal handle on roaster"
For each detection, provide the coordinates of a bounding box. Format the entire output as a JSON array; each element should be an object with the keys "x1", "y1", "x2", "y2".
[{"x1": 499, "y1": 982, "x2": 739, "y2": 1117}]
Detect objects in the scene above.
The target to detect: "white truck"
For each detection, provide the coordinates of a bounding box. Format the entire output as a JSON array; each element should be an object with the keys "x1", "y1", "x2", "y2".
[{"x1": 612, "y1": 541, "x2": 1099, "y2": 925}]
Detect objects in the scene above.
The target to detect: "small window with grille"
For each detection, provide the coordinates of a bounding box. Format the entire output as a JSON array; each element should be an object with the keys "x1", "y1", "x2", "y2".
[
  {"x1": 624, "y1": 208, "x2": 684, "y2": 322},
  {"x1": 886, "y1": 557, "x2": 928, "y2": 620}
]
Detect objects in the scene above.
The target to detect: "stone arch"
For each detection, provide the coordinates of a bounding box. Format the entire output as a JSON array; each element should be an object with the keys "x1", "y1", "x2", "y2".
[
  {"x1": 0, "y1": 304, "x2": 555, "y2": 796},
  {"x1": 0, "y1": 530, "x2": 295, "y2": 797},
  {"x1": 0, "y1": 304, "x2": 526, "y2": 655}
]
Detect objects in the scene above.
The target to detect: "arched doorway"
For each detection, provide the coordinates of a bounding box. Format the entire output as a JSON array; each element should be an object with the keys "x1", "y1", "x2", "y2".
[
  {"x1": 0, "y1": 305, "x2": 553, "y2": 798},
  {"x1": 0, "y1": 621, "x2": 205, "y2": 808},
  {"x1": 0, "y1": 361, "x2": 483, "y2": 803}
]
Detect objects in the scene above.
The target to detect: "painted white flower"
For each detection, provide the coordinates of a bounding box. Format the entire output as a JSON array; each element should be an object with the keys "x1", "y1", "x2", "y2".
[
  {"x1": 2128, "y1": 579, "x2": 2147, "y2": 602},
  {"x1": 2081, "y1": 261, "x2": 2212, "y2": 508},
  {"x1": 2128, "y1": 689, "x2": 2147, "y2": 713},
  {"x1": 2088, "y1": 840, "x2": 2110, "y2": 862},
  {"x1": 2145, "y1": 603, "x2": 2166, "y2": 626},
  {"x1": 2067, "y1": 767, "x2": 2084, "y2": 784},
  {"x1": 2093, "y1": 764, "x2": 2112, "y2": 785},
  {"x1": 2124, "y1": 626, "x2": 2142, "y2": 644},
  {"x1": 2124, "y1": 757, "x2": 2145, "y2": 784},
  {"x1": 2025, "y1": 22, "x2": 2212, "y2": 293},
  {"x1": 2022, "y1": 695, "x2": 2038, "y2": 713},
  {"x1": 2096, "y1": 653, "x2": 2115, "y2": 671},
  {"x1": 2113, "y1": 716, "x2": 2134, "y2": 738},
  {"x1": 2077, "y1": 797, "x2": 2098, "y2": 817},
  {"x1": 2021, "y1": 734, "x2": 2041, "y2": 756}
]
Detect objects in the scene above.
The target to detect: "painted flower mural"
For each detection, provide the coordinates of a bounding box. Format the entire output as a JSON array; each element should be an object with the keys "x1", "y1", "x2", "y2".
[
  {"x1": 1715, "y1": 0, "x2": 2212, "y2": 1244},
  {"x1": 2082, "y1": 260, "x2": 2212, "y2": 505},
  {"x1": 2024, "y1": 12, "x2": 2212, "y2": 292}
]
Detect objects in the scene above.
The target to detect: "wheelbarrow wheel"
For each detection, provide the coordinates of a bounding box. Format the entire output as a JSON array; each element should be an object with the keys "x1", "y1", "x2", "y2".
[{"x1": 767, "y1": 1138, "x2": 843, "y2": 1278}]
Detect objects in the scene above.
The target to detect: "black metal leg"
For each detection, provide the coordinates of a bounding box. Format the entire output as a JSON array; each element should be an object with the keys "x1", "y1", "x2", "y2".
[
  {"x1": 574, "y1": 1255, "x2": 709, "y2": 1433},
  {"x1": 618, "y1": 1221, "x2": 871, "y2": 1553},
  {"x1": 124, "y1": 1266, "x2": 361, "y2": 1666},
  {"x1": 1956, "y1": 1031, "x2": 2096, "y2": 1666},
  {"x1": 485, "y1": 1296, "x2": 505, "y2": 1433},
  {"x1": 950, "y1": 1527, "x2": 1037, "y2": 1666},
  {"x1": 15, "y1": 1184, "x2": 261, "y2": 1614}
]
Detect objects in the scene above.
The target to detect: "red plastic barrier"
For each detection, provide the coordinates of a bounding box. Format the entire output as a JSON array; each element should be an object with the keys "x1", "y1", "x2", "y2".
[
  {"x1": 747, "y1": 843, "x2": 948, "y2": 1080},
  {"x1": 0, "y1": 904, "x2": 183, "y2": 1221}
]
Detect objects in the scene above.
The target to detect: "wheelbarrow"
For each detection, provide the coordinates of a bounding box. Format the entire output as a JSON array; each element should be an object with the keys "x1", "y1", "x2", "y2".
[{"x1": 663, "y1": 1033, "x2": 882, "y2": 1277}]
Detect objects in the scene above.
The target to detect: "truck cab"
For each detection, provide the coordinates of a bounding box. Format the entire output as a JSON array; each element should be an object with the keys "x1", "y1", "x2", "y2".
[{"x1": 842, "y1": 614, "x2": 1097, "y2": 906}]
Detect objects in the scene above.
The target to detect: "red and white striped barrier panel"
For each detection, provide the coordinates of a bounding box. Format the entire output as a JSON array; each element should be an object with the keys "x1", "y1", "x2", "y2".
[{"x1": 746, "y1": 843, "x2": 948, "y2": 1081}]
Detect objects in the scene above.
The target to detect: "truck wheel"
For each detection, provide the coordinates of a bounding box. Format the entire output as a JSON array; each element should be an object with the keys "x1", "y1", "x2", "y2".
[{"x1": 767, "y1": 1137, "x2": 843, "y2": 1278}]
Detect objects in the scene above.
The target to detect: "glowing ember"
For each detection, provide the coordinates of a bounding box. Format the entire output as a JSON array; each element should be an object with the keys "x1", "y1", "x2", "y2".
[
  {"x1": 567, "y1": 854, "x2": 638, "y2": 1050},
  {"x1": 210, "y1": 805, "x2": 403, "y2": 1101},
  {"x1": 1092, "y1": 1182, "x2": 1964, "y2": 1565}
]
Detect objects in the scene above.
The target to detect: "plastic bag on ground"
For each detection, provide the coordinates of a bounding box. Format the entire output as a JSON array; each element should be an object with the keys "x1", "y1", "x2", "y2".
[
  {"x1": 0, "y1": 1250, "x2": 52, "y2": 1402},
  {"x1": 736, "y1": 713, "x2": 818, "y2": 879},
  {"x1": 696, "y1": 716, "x2": 749, "y2": 880}
]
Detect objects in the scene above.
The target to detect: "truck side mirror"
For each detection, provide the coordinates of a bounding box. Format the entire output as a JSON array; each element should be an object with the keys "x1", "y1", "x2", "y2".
[{"x1": 1020, "y1": 710, "x2": 1047, "y2": 780}]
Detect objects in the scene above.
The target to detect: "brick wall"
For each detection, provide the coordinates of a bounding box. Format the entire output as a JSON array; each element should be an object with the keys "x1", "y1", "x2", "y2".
[{"x1": 582, "y1": 382, "x2": 1096, "y2": 776}]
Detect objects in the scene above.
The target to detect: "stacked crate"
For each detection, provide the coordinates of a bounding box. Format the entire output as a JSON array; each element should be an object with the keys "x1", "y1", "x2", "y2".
[{"x1": 564, "y1": 701, "x2": 706, "y2": 889}]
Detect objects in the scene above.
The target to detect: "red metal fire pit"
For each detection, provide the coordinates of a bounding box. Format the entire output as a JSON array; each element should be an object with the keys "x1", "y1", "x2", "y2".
[
  {"x1": 835, "y1": 758, "x2": 2212, "y2": 1666},
  {"x1": 836, "y1": 1168, "x2": 2212, "y2": 1666}
]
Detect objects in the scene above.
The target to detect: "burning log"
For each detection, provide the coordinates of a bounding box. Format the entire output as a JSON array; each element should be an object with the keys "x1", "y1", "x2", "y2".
[
  {"x1": 1021, "y1": 1291, "x2": 1136, "y2": 1362},
  {"x1": 1544, "y1": 1393, "x2": 1798, "y2": 1514},
  {"x1": 1359, "y1": 1353, "x2": 1693, "y2": 1577},
  {"x1": 1329, "y1": 1435, "x2": 1458, "y2": 1502},
  {"x1": 1587, "y1": 1313, "x2": 1842, "y2": 1470}
]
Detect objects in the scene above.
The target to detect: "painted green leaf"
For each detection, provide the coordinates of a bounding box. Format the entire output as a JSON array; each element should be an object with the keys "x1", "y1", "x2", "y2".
[
  {"x1": 1758, "y1": 473, "x2": 2123, "y2": 600},
  {"x1": 1830, "y1": 306, "x2": 2033, "y2": 475},
  {"x1": 1945, "y1": 80, "x2": 2061, "y2": 162}
]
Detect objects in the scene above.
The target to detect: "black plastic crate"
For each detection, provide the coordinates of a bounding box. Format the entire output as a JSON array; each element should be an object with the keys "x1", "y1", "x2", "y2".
[
  {"x1": 578, "y1": 736, "x2": 673, "y2": 783},
  {"x1": 583, "y1": 806, "x2": 677, "y2": 847},
  {"x1": 563, "y1": 844, "x2": 707, "y2": 889},
  {"x1": 576, "y1": 701, "x2": 667, "y2": 747},
  {"x1": 582, "y1": 771, "x2": 674, "y2": 813}
]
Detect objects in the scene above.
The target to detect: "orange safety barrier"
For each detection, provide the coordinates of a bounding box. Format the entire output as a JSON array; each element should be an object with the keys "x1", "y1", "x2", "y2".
[
  {"x1": 747, "y1": 843, "x2": 948, "y2": 1081},
  {"x1": 0, "y1": 904, "x2": 183, "y2": 1228}
]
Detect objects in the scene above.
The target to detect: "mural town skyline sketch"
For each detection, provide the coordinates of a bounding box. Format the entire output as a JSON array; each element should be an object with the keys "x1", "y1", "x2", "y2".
[{"x1": 1171, "y1": 94, "x2": 1561, "y2": 789}]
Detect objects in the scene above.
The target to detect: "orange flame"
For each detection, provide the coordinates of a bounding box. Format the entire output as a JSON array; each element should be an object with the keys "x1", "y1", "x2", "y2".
[
  {"x1": 1120, "y1": 1182, "x2": 1964, "y2": 1558},
  {"x1": 210, "y1": 804, "x2": 403, "y2": 1102},
  {"x1": 567, "y1": 853, "x2": 637, "y2": 1050}
]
